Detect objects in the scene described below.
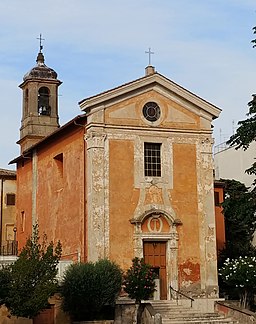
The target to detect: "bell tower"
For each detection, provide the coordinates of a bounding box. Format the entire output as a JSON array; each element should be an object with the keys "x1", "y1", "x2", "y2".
[{"x1": 18, "y1": 40, "x2": 62, "y2": 153}]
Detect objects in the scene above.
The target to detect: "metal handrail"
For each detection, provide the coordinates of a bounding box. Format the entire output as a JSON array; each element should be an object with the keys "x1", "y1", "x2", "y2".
[
  {"x1": 0, "y1": 241, "x2": 18, "y2": 256},
  {"x1": 170, "y1": 285, "x2": 194, "y2": 308}
]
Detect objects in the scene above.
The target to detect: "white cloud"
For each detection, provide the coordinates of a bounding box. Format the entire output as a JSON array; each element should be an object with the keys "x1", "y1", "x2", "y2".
[{"x1": 0, "y1": 0, "x2": 255, "y2": 168}]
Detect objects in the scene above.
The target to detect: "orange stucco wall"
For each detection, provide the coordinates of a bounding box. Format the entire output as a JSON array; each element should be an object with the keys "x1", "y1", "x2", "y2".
[
  {"x1": 171, "y1": 143, "x2": 200, "y2": 285},
  {"x1": 16, "y1": 159, "x2": 33, "y2": 249},
  {"x1": 109, "y1": 139, "x2": 139, "y2": 269},
  {"x1": 108, "y1": 139, "x2": 201, "y2": 284},
  {"x1": 16, "y1": 126, "x2": 86, "y2": 261}
]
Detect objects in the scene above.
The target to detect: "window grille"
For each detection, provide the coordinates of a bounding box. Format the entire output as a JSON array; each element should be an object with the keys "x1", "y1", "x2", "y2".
[{"x1": 144, "y1": 143, "x2": 161, "y2": 177}]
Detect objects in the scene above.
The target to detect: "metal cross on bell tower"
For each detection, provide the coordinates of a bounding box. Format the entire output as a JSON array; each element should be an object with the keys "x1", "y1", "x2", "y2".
[{"x1": 37, "y1": 33, "x2": 45, "y2": 53}]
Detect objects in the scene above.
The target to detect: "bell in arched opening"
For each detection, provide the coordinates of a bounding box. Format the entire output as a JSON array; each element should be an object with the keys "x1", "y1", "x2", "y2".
[{"x1": 38, "y1": 86, "x2": 51, "y2": 116}]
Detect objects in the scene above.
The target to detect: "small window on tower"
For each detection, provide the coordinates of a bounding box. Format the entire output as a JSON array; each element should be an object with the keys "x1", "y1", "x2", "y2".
[
  {"x1": 144, "y1": 142, "x2": 161, "y2": 177},
  {"x1": 38, "y1": 87, "x2": 51, "y2": 116},
  {"x1": 24, "y1": 89, "x2": 29, "y2": 115}
]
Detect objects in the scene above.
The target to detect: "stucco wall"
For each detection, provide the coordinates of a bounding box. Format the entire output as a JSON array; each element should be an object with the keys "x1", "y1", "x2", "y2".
[
  {"x1": 0, "y1": 177, "x2": 16, "y2": 246},
  {"x1": 109, "y1": 139, "x2": 138, "y2": 268},
  {"x1": 16, "y1": 160, "x2": 33, "y2": 249},
  {"x1": 17, "y1": 126, "x2": 86, "y2": 262},
  {"x1": 171, "y1": 143, "x2": 200, "y2": 289}
]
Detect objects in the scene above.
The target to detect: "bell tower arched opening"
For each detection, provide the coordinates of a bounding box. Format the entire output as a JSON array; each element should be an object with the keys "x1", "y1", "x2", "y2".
[{"x1": 38, "y1": 86, "x2": 51, "y2": 115}]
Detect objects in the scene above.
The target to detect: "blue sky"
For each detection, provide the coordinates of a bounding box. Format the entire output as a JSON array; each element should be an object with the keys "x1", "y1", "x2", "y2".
[{"x1": 0, "y1": 0, "x2": 255, "y2": 169}]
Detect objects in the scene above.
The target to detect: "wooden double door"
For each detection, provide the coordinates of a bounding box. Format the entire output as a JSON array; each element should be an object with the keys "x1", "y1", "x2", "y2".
[{"x1": 143, "y1": 241, "x2": 167, "y2": 300}]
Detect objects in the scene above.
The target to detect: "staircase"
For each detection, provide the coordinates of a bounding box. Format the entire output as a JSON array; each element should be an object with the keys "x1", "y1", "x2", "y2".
[{"x1": 150, "y1": 301, "x2": 239, "y2": 324}]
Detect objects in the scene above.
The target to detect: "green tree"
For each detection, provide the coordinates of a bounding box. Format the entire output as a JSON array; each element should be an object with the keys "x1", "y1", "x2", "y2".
[
  {"x1": 0, "y1": 266, "x2": 11, "y2": 306},
  {"x1": 61, "y1": 259, "x2": 122, "y2": 321},
  {"x1": 0, "y1": 224, "x2": 62, "y2": 319},
  {"x1": 219, "y1": 179, "x2": 256, "y2": 262},
  {"x1": 123, "y1": 257, "x2": 156, "y2": 303},
  {"x1": 227, "y1": 27, "x2": 256, "y2": 188},
  {"x1": 252, "y1": 26, "x2": 256, "y2": 48},
  {"x1": 219, "y1": 256, "x2": 256, "y2": 309},
  {"x1": 123, "y1": 258, "x2": 156, "y2": 324},
  {"x1": 227, "y1": 95, "x2": 256, "y2": 188}
]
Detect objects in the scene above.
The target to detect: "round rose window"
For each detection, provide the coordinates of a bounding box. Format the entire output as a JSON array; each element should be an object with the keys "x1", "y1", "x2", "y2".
[{"x1": 142, "y1": 102, "x2": 160, "y2": 122}]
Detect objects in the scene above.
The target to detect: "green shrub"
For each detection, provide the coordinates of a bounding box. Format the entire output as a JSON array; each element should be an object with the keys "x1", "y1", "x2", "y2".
[
  {"x1": 0, "y1": 266, "x2": 11, "y2": 306},
  {"x1": 123, "y1": 257, "x2": 156, "y2": 303},
  {"x1": 0, "y1": 224, "x2": 62, "y2": 319},
  {"x1": 61, "y1": 259, "x2": 122, "y2": 321}
]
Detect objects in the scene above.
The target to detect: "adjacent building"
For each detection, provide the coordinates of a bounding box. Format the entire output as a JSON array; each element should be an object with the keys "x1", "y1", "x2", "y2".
[
  {"x1": 214, "y1": 141, "x2": 256, "y2": 188},
  {"x1": 0, "y1": 168, "x2": 17, "y2": 256}
]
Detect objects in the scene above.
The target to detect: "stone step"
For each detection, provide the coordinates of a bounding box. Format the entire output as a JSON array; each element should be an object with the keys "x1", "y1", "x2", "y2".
[
  {"x1": 165, "y1": 313, "x2": 223, "y2": 319},
  {"x1": 162, "y1": 318, "x2": 238, "y2": 324},
  {"x1": 153, "y1": 307, "x2": 199, "y2": 312},
  {"x1": 150, "y1": 301, "x2": 238, "y2": 324},
  {"x1": 162, "y1": 317, "x2": 237, "y2": 323},
  {"x1": 163, "y1": 318, "x2": 236, "y2": 323}
]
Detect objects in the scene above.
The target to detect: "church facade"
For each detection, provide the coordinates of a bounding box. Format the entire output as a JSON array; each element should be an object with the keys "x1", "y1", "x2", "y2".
[{"x1": 11, "y1": 51, "x2": 221, "y2": 300}]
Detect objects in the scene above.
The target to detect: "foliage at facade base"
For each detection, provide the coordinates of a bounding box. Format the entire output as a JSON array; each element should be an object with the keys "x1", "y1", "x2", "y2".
[
  {"x1": 0, "y1": 224, "x2": 62, "y2": 319},
  {"x1": 219, "y1": 256, "x2": 256, "y2": 308},
  {"x1": 123, "y1": 257, "x2": 156, "y2": 303},
  {"x1": 61, "y1": 259, "x2": 122, "y2": 321}
]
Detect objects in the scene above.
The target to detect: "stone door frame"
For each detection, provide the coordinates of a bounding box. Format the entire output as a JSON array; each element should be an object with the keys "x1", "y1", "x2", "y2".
[{"x1": 131, "y1": 210, "x2": 180, "y2": 300}]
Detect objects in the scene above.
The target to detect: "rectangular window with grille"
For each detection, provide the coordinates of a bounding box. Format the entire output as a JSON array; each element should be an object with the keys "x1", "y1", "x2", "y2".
[
  {"x1": 144, "y1": 142, "x2": 161, "y2": 177},
  {"x1": 6, "y1": 193, "x2": 15, "y2": 206}
]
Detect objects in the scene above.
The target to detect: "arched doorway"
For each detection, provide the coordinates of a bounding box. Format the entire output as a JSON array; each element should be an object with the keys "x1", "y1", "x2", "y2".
[{"x1": 132, "y1": 211, "x2": 180, "y2": 300}]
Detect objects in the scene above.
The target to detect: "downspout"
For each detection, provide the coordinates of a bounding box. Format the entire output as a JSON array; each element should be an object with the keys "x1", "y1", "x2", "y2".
[{"x1": 0, "y1": 178, "x2": 3, "y2": 249}]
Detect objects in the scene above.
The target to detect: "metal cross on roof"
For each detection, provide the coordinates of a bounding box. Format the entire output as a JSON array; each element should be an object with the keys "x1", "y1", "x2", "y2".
[
  {"x1": 37, "y1": 33, "x2": 45, "y2": 53},
  {"x1": 145, "y1": 47, "x2": 154, "y2": 66}
]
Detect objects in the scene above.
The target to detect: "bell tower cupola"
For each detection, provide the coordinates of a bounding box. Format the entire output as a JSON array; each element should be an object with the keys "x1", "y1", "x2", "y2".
[{"x1": 18, "y1": 36, "x2": 62, "y2": 153}]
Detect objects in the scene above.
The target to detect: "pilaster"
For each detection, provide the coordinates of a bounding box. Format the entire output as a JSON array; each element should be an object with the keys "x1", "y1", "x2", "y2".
[
  {"x1": 85, "y1": 129, "x2": 108, "y2": 261},
  {"x1": 197, "y1": 136, "x2": 218, "y2": 297}
]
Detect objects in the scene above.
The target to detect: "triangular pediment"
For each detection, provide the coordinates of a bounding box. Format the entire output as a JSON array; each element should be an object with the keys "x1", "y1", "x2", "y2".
[
  {"x1": 108, "y1": 104, "x2": 137, "y2": 120},
  {"x1": 167, "y1": 106, "x2": 196, "y2": 124},
  {"x1": 79, "y1": 72, "x2": 221, "y2": 121}
]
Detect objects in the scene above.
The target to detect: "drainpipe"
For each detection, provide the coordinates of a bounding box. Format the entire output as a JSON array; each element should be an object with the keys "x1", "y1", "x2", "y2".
[{"x1": 0, "y1": 178, "x2": 4, "y2": 249}]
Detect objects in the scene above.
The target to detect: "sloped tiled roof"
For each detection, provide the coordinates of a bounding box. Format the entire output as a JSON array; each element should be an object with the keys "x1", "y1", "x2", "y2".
[{"x1": 0, "y1": 168, "x2": 16, "y2": 178}]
